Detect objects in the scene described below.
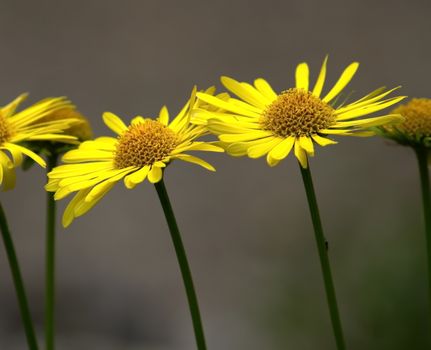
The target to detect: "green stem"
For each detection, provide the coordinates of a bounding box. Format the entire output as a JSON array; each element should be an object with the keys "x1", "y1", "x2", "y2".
[
  {"x1": 154, "y1": 179, "x2": 207, "y2": 350},
  {"x1": 298, "y1": 162, "x2": 346, "y2": 350},
  {"x1": 45, "y1": 154, "x2": 58, "y2": 350},
  {"x1": 415, "y1": 148, "x2": 431, "y2": 328},
  {"x1": 0, "y1": 201, "x2": 39, "y2": 350}
]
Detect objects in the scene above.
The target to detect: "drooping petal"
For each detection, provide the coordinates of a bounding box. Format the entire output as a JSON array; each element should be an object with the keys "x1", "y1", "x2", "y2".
[
  {"x1": 311, "y1": 134, "x2": 337, "y2": 146},
  {"x1": 267, "y1": 136, "x2": 295, "y2": 160},
  {"x1": 172, "y1": 154, "x2": 216, "y2": 171},
  {"x1": 294, "y1": 139, "x2": 308, "y2": 168},
  {"x1": 247, "y1": 137, "x2": 283, "y2": 158},
  {"x1": 147, "y1": 166, "x2": 163, "y2": 183},
  {"x1": 299, "y1": 136, "x2": 314, "y2": 156},
  {"x1": 124, "y1": 165, "x2": 150, "y2": 189}
]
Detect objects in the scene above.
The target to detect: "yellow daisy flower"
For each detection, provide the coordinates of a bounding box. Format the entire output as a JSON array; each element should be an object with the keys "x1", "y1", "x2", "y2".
[
  {"x1": 46, "y1": 87, "x2": 224, "y2": 227},
  {"x1": 379, "y1": 98, "x2": 431, "y2": 148},
  {"x1": 193, "y1": 57, "x2": 406, "y2": 168},
  {"x1": 0, "y1": 94, "x2": 79, "y2": 190}
]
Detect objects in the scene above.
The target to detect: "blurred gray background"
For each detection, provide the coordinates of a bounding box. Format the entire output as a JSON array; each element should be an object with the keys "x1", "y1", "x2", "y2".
[{"x1": 0, "y1": 0, "x2": 430, "y2": 349}]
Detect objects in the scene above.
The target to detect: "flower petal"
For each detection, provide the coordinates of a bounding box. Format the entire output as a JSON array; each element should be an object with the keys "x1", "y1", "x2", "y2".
[
  {"x1": 103, "y1": 112, "x2": 128, "y2": 135},
  {"x1": 148, "y1": 166, "x2": 163, "y2": 183},
  {"x1": 294, "y1": 139, "x2": 308, "y2": 168},
  {"x1": 267, "y1": 136, "x2": 295, "y2": 160},
  {"x1": 323, "y1": 62, "x2": 359, "y2": 103},
  {"x1": 295, "y1": 63, "x2": 309, "y2": 91},
  {"x1": 312, "y1": 56, "x2": 328, "y2": 97}
]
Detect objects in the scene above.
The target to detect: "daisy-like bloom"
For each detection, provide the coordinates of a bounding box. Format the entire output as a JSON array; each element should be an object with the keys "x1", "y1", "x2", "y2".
[
  {"x1": 378, "y1": 98, "x2": 431, "y2": 148},
  {"x1": 46, "y1": 87, "x2": 224, "y2": 227},
  {"x1": 0, "y1": 94, "x2": 80, "y2": 191},
  {"x1": 193, "y1": 57, "x2": 406, "y2": 168}
]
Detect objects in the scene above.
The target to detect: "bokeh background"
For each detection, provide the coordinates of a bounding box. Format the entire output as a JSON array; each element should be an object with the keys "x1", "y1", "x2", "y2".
[{"x1": 1, "y1": 0, "x2": 430, "y2": 349}]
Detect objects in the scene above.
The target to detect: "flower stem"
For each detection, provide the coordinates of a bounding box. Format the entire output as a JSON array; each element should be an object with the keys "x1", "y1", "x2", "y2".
[
  {"x1": 45, "y1": 153, "x2": 58, "y2": 350},
  {"x1": 415, "y1": 148, "x2": 431, "y2": 326},
  {"x1": 0, "y1": 201, "x2": 39, "y2": 350},
  {"x1": 298, "y1": 162, "x2": 346, "y2": 350},
  {"x1": 154, "y1": 179, "x2": 207, "y2": 350}
]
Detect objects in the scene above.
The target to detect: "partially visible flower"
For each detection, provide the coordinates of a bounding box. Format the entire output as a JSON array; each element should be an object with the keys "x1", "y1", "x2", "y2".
[
  {"x1": 0, "y1": 94, "x2": 79, "y2": 190},
  {"x1": 193, "y1": 57, "x2": 405, "y2": 168},
  {"x1": 46, "y1": 87, "x2": 224, "y2": 227},
  {"x1": 37, "y1": 107, "x2": 93, "y2": 142},
  {"x1": 378, "y1": 98, "x2": 431, "y2": 148}
]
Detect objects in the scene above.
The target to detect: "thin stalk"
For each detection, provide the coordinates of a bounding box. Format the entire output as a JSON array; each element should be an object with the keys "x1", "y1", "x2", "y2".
[
  {"x1": 0, "y1": 201, "x2": 39, "y2": 350},
  {"x1": 154, "y1": 179, "x2": 207, "y2": 350},
  {"x1": 298, "y1": 162, "x2": 346, "y2": 350},
  {"x1": 45, "y1": 153, "x2": 58, "y2": 350},
  {"x1": 415, "y1": 148, "x2": 431, "y2": 326}
]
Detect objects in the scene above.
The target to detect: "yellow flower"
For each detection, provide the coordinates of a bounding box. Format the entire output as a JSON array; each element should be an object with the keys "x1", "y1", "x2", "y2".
[
  {"x1": 379, "y1": 98, "x2": 431, "y2": 147},
  {"x1": 193, "y1": 57, "x2": 405, "y2": 168},
  {"x1": 46, "y1": 87, "x2": 224, "y2": 227},
  {"x1": 0, "y1": 94, "x2": 79, "y2": 190}
]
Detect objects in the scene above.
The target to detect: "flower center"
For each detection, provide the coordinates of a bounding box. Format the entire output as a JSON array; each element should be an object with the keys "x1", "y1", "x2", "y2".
[
  {"x1": 114, "y1": 119, "x2": 178, "y2": 168},
  {"x1": 391, "y1": 98, "x2": 431, "y2": 138},
  {"x1": 0, "y1": 112, "x2": 13, "y2": 145},
  {"x1": 261, "y1": 88, "x2": 335, "y2": 137}
]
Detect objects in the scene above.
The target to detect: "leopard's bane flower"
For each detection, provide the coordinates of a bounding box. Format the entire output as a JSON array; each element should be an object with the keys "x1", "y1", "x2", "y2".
[
  {"x1": 194, "y1": 57, "x2": 405, "y2": 168},
  {"x1": 0, "y1": 94, "x2": 79, "y2": 190},
  {"x1": 379, "y1": 98, "x2": 431, "y2": 147},
  {"x1": 46, "y1": 88, "x2": 224, "y2": 227}
]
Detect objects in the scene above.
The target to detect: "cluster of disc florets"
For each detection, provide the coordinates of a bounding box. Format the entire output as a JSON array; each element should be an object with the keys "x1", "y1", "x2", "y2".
[
  {"x1": 114, "y1": 119, "x2": 178, "y2": 168},
  {"x1": 261, "y1": 88, "x2": 335, "y2": 137}
]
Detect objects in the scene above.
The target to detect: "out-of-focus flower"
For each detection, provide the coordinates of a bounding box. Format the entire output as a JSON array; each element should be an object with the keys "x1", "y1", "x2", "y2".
[{"x1": 0, "y1": 94, "x2": 79, "y2": 190}]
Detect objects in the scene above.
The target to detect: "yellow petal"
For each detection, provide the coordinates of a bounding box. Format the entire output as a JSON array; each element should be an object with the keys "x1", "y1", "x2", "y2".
[
  {"x1": 247, "y1": 137, "x2": 282, "y2": 158},
  {"x1": 124, "y1": 165, "x2": 150, "y2": 189},
  {"x1": 333, "y1": 114, "x2": 403, "y2": 128},
  {"x1": 335, "y1": 96, "x2": 406, "y2": 121},
  {"x1": 219, "y1": 130, "x2": 272, "y2": 143},
  {"x1": 226, "y1": 137, "x2": 273, "y2": 157},
  {"x1": 254, "y1": 78, "x2": 278, "y2": 101},
  {"x1": 62, "y1": 189, "x2": 90, "y2": 228},
  {"x1": 266, "y1": 152, "x2": 281, "y2": 167},
  {"x1": 312, "y1": 55, "x2": 328, "y2": 97},
  {"x1": 148, "y1": 166, "x2": 163, "y2": 183},
  {"x1": 294, "y1": 139, "x2": 308, "y2": 168},
  {"x1": 267, "y1": 136, "x2": 295, "y2": 160},
  {"x1": 103, "y1": 112, "x2": 128, "y2": 135},
  {"x1": 62, "y1": 149, "x2": 113, "y2": 162},
  {"x1": 158, "y1": 106, "x2": 169, "y2": 125},
  {"x1": 196, "y1": 92, "x2": 261, "y2": 118},
  {"x1": 221, "y1": 76, "x2": 268, "y2": 109},
  {"x1": 295, "y1": 63, "x2": 309, "y2": 91},
  {"x1": 3, "y1": 143, "x2": 45, "y2": 167},
  {"x1": 131, "y1": 116, "x2": 146, "y2": 125},
  {"x1": 0, "y1": 152, "x2": 15, "y2": 191},
  {"x1": 311, "y1": 134, "x2": 337, "y2": 146},
  {"x1": 299, "y1": 136, "x2": 314, "y2": 156},
  {"x1": 172, "y1": 154, "x2": 215, "y2": 171},
  {"x1": 2, "y1": 93, "x2": 28, "y2": 118},
  {"x1": 323, "y1": 62, "x2": 359, "y2": 103}
]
